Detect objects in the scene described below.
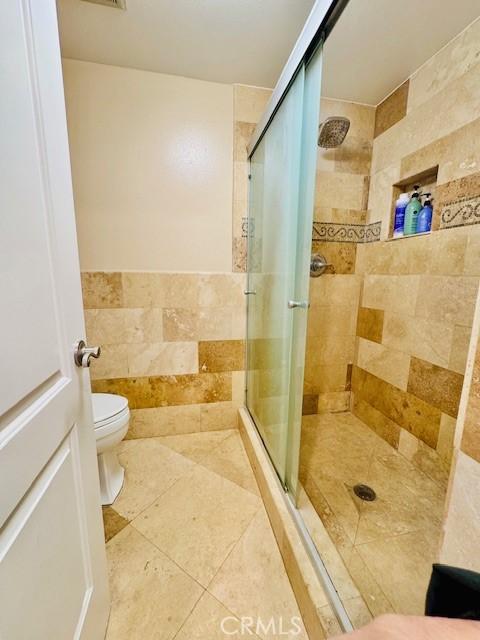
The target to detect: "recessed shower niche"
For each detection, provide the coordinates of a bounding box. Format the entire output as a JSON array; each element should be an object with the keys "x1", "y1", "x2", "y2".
[{"x1": 389, "y1": 165, "x2": 439, "y2": 239}]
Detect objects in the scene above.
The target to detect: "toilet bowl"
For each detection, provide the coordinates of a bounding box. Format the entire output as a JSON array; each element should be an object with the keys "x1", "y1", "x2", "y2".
[{"x1": 92, "y1": 393, "x2": 130, "y2": 506}]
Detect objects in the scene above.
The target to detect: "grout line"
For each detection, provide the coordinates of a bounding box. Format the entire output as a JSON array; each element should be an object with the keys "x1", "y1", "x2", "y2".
[
  {"x1": 125, "y1": 463, "x2": 199, "y2": 525},
  {"x1": 204, "y1": 503, "x2": 262, "y2": 592},
  {"x1": 133, "y1": 526, "x2": 207, "y2": 594}
]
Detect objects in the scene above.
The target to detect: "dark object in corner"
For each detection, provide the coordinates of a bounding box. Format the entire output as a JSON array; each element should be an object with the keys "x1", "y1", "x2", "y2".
[{"x1": 426, "y1": 564, "x2": 480, "y2": 620}]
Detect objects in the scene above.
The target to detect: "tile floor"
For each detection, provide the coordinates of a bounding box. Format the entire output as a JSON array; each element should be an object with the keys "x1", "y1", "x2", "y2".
[
  {"x1": 102, "y1": 428, "x2": 309, "y2": 639},
  {"x1": 299, "y1": 412, "x2": 446, "y2": 619}
]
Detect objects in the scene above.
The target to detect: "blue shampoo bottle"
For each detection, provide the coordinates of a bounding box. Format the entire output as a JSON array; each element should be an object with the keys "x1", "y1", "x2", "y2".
[
  {"x1": 393, "y1": 193, "x2": 409, "y2": 238},
  {"x1": 417, "y1": 193, "x2": 433, "y2": 233}
]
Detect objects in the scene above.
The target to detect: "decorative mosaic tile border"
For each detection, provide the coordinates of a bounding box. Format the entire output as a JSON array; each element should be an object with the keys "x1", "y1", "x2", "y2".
[
  {"x1": 440, "y1": 195, "x2": 480, "y2": 230},
  {"x1": 242, "y1": 216, "x2": 255, "y2": 238},
  {"x1": 312, "y1": 221, "x2": 381, "y2": 243}
]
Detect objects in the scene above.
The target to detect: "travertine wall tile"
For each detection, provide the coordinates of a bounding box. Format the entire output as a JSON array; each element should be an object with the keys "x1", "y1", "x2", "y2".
[
  {"x1": 309, "y1": 275, "x2": 361, "y2": 307},
  {"x1": 352, "y1": 366, "x2": 441, "y2": 448},
  {"x1": 362, "y1": 275, "x2": 420, "y2": 316},
  {"x1": 441, "y1": 451, "x2": 480, "y2": 572},
  {"x1": 397, "y1": 429, "x2": 449, "y2": 487},
  {"x1": 231, "y1": 370, "x2": 246, "y2": 407},
  {"x1": 305, "y1": 335, "x2": 355, "y2": 366},
  {"x1": 374, "y1": 80, "x2": 409, "y2": 138},
  {"x1": 428, "y1": 229, "x2": 468, "y2": 275},
  {"x1": 307, "y1": 305, "x2": 357, "y2": 338},
  {"x1": 198, "y1": 340, "x2": 245, "y2": 373},
  {"x1": 311, "y1": 241, "x2": 357, "y2": 274},
  {"x1": 436, "y1": 413, "x2": 457, "y2": 464},
  {"x1": 372, "y1": 61, "x2": 480, "y2": 174},
  {"x1": 382, "y1": 313, "x2": 453, "y2": 368},
  {"x1": 407, "y1": 357, "x2": 464, "y2": 418},
  {"x1": 127, "y1": 342, "x2": 198, "y2": 377},
  {"x1": 357, "y1": 338, "x2": 410, "y2": 391},
  {"x1": 408, "y1": 18, "x2": 480, "y2": 113},
  {"x1": 415, "y1": 276, "x2": 478, "y2": 326},
  {"x1": 234, "y1": 121, "x2": 256, "y2": 161},
  {"x1": 464, "y1": 226, "x2": 480, "y2": 275},
  {"x1": 127, "y1": 406, "x2": 201, "y2": 438},
  {"x1": 90, "y1": 343, "x2": 129, "y2": 380},
  {"x1": 352, "y1": 396, "x2": 400, "y2": 448},
  {"x1": 84, "y1": 270, "x2": 246, "y2": 422},
  {"x1": 315, "y1": 172, "x2": 369, "y2": 210},
  {"x1": 91, "y1": 372, "x2": 232, "y2": 409},
  {"x1": 200, "y1": 401, "x2": 239, "y2": 431},
  {"x1": 449, "y1": 324, "x2": 473, "y2": 374},
  {"x1": 234, "y1": 84, "x2": 272, "y2": 124},
  {"x1": 304, "y1": 363, "x2": 349, "y2": 395},
  {"x1": 317, "y1": 392, "x2": 350, "y2": 414},
  {"x1": 85, "y1": 308, "x2": 129, "y2": 345},
  {"x1": 460, "y1": 339, "x2": 480, "y2": 462},
  {"x1": 302, "y1": 394, "x2": 319, "y2": 416},
  {"x1": 366, "y1": 163, "x2": 401, "y2": 232},
  {"x1": 81, "y1": 272, "x2": 123, "y2": 308},
  {"x1": 400, "y1": 118, "x2": 480, "y2": 186},
  {"x1": 356, "y1": 307, "x2": 384, "y2": 344}
]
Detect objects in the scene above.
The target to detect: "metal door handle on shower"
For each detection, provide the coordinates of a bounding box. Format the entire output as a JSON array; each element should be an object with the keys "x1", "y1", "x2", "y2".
[{"x1": 288, "y1": 300, "x2": 310, "y2": 309}]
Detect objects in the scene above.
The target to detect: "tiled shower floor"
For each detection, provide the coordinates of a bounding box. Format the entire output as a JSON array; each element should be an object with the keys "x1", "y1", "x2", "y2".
[
  {"x1": 102, "y1": 429, "x2": 308, "y2": 639},
  {"x1": 300, "y1": 412, "x2": 446, "y2": 618}
]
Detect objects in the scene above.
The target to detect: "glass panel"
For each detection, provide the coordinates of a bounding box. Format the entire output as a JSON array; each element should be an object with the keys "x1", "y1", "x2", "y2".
[
  {"x1": 286, "y1": 46, "x2": 324, "y2": 499},
  {"x1": 246, "y1": 67, "x2": 306, "y2": 484},
  {"x1": 246, "y1": 45, "x2": 323, "y2": 488}
]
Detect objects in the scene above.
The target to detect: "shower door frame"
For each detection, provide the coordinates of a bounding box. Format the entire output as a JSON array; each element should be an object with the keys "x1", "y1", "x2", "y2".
[
  {"x1": 244, "y1": 0, "x2": 355, "y2": 632},
  {"x1": 245, "y1": 0, "x2": 351, "y2": 493}
]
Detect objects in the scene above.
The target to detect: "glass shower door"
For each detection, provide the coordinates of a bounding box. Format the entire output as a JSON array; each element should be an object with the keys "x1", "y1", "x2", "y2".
[{"x1": 246, "y1": 46, "x2": 323, "y2": 494}]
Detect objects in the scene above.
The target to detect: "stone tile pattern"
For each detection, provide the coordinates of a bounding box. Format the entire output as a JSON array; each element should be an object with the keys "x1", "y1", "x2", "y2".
[
  {"x1": 232, "y1": 85, "x2": 272, "y2": 272},
  {"x1": 300, "y1": 412, "x2": 446, "y2": 617},
  {"x1": 351, "y1": 228, "x2": 480, "y2": 474},
  {"x1": 103, "y1": 429, "x2": 310, "y2": 640},
  {"x1": 461, "y1": 330, "x2": 480, "y2": 463},
  {"x1": 374, "y1": 80, "x2": 409, "y2": 138},
  {"x1": 352, "y1": 19, "x2": 480, "y2": 474},
  {"x1": 305, "y1": 22, "x2": 480, "y2": 470},
  {"x1": 82, "y1": 271, "x2": 247, "y2": 435},
  {"x1": 303, "y1": 99, "x2": 375, "y2": 413}
]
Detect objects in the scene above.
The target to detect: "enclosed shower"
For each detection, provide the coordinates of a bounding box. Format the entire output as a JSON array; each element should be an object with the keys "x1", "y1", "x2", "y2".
[{"x1": 244, "y1": 0, "x2": 480, "y2": 630}]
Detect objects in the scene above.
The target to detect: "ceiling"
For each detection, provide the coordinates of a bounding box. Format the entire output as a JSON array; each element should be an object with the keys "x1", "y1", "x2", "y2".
[
  {"x1": 57, "y1": 0, "x2": 315, "y2": 88},
  {"x1": 57, "y1": 0, "x2": 480, "y2": 103},
  {"x1": 322, "y1": 0, "x2": 480, "y2": 105}
]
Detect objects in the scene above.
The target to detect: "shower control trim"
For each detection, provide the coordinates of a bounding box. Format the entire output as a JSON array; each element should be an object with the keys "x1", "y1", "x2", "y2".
[
  {"x1": 310, "y1": 253, "x2": 331, "y2": 277},
  {"x1": 288, "y1": 300, "x2": 310, "y2": 309}
]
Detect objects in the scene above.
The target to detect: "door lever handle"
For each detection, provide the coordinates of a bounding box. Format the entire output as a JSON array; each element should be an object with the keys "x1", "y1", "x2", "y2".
[
  {"x1": 288, "y1": 300, "x2": 310, "y2": 309},
  {"x1": 74, "y1": 340, "x2": 101, "y2": 368}
]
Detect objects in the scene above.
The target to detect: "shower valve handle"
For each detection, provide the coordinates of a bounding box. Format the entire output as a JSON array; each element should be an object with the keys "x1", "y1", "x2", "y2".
[{"x1": 288, "y1": 300, "x2": 310, "y2": 309}]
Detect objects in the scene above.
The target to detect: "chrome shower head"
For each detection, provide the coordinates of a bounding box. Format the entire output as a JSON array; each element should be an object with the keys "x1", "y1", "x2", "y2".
[{"x1": 317, "y1": 116, "x2": 350, "y2": 148}]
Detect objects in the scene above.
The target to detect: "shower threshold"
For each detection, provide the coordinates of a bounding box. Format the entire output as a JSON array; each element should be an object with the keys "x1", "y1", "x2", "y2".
[{"x1": 238, "y1": 408, "x2": 355, "y2": 637}]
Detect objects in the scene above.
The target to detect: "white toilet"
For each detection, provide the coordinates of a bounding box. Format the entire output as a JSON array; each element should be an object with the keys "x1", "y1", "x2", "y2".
[{"x1": 92, "y1": 393, "x2": 130, "y2": 506}]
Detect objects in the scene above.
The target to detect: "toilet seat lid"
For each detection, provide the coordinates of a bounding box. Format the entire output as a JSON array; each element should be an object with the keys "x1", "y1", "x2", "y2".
[{"x1": 92, "y1": 393, "x2": 129, "y2": 425}]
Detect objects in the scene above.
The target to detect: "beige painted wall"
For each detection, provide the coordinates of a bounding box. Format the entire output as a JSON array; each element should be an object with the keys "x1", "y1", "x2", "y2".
[{"x1": 63, "y1": 59, "x2": 233, "y2": 273}]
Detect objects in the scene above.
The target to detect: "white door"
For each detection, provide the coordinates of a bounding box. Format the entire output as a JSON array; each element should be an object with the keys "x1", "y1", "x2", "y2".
[{"x1": 0, "y1": 1, "x2": 109, "y2": 639}]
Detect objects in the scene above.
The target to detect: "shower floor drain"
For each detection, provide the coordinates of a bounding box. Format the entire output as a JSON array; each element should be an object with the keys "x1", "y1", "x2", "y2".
[{"x1": 353, "y1": 484, "x2": 376, "y2": 501}]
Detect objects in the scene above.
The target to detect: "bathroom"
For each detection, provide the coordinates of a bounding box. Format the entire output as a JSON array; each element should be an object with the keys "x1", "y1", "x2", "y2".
[{"x1": 2, "y1": 0, "x2": 480, "y2": 638}]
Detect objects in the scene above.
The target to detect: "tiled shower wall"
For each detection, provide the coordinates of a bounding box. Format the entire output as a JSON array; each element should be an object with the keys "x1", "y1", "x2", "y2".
[
  {"x1": 303, "y1": 99, "x2": 375, "y2": 414},
  {"x1": 304, "y1": 17, "x2": 480, "y2": 483},
  {"x1": 352, "y1": 16, "x2": 480, "y2": 479},
  {"x1": 441, "y1": 291, "x2": 480, "y2": 570},
  {"x1": 232, "y1": 84, "x2": 272, "y2": 272}
]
